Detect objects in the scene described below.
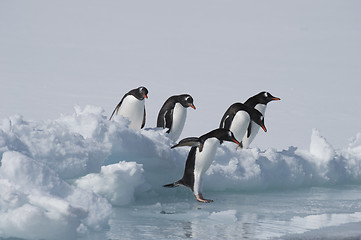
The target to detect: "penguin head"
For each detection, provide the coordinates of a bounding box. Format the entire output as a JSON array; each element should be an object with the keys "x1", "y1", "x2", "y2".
[
  {"x1": 135, "y1": 86, "x2": 149, "y2": 100},
  {"x1": 179, "y1": 94, "x2": 196, "y2": 109},
  {"x1": 250, "y1": 109, "x2": 267, "y2": 132},
  {"x1": 258, "y1": 91, "x2": 281, "y2": 104},
  {"x1": 211, "y1": 129, "x2": 240, "y2": 146}
]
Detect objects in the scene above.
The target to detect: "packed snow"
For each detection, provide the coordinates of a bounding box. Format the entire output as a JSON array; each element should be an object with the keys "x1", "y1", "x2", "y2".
[
  {"x1": 1, "y1": 0, "x2": 361, "y2": 239},
  {"x1": 1, "y1": 107, "x2": 361, "y2": 239}
]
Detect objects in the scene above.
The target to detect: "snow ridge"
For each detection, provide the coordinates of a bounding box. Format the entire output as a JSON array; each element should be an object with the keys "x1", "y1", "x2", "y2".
[{"x1": 1, "y1": 106, "x2": 361, "y2": 239}]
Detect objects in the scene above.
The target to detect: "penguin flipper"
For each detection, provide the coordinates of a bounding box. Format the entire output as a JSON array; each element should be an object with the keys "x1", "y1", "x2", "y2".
[
  {"x1": 171, "y1": 137, "x2": 200, "y2": 149},
  {"x1": 157, "y1": 108, "x2": 173, "y2": 133},
  {"x1": 224, "y1": 114, "x2": 236, "y2": 130},
  {"x1": 246, "y1": 121, "x2": 253, "y2": 138},
  {"x1": 164, "y1": 109, "x2": 173, "y2": 133},
  {"x1": 220, "y1": 114, "x2": 229, "y2": 129},
  {"x1": 220, "y1": 103, "x2": 244, "y2": 129},
  {"x1": 109, "y1": 103, "x2": 121, "y2": 120},
  {"x1": 198, "y1": 142, "x2": 204, "y2": 152},
  {"x1": 220, "y1": 113, "x2": 236, "y2": 130},
  {"x1": 109, "y1": 95, "x2": 127, "y2": 120},
  {"x1": 141, "y1": 107, "x2": 146, "y2": 129}
]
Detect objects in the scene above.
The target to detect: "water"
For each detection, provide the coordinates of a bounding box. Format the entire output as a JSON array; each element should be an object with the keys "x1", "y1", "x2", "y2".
[{"x1": 102, "y1": 185, "x2": 361, "y2": 240}]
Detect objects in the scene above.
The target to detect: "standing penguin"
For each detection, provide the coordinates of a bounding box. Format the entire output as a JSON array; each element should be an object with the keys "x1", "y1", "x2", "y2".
[
  {"x1": 219, "y1": 102, "x2": 267, "y2": 148},
  {"x1": 157, "y1": 94, "x2": 196, "y2": 141},
  {"x1": 109, "y1": 86, "x2": 148, "y2": 129},
  {"x1": 163, "y1": 128, "x2": 240, "y2": 203},
  {"x1": 242, "y1": 91, "x2": 280, "y2": 148}
]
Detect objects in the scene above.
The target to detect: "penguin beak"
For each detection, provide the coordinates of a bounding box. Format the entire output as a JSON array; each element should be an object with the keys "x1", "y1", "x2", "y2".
[
  {"x1": 261, "y1": 124, "x2": 267, "y2": 132},
  {"x1": 232, "y1": 139, "x2": 240, "y2": 145},
  {"x1": 143, "y1": 94, "x2": 148, "y2": 99},
  {"x1": 272, "y1": 97, "x2": 280, "y2": 101},
  {"x1": 190, "y1": 104, "x2": 196, "y2": 110}
]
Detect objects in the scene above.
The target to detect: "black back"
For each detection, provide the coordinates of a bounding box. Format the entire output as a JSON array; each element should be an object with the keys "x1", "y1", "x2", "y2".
[
  {"x1": 220, "y1": 103, "x2": 249, "y2": 130},
  {"x1": 172, "y1": 128, "x2": 240, "y2": 152},
  {"x1": 219, "y1": 102, "x2": 266, "y2": 137},
  {"x1": 199, "y1": 128, "x2": 239, "y2": 144},
  {"x1": 157, "y1": 94, "x2": 195, "y2": 132}
]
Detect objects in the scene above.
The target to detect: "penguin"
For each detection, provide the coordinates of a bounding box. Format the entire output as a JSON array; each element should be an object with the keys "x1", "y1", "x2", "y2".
[
  {"x1": 157, "y1": 94, "x2": 196, "y2": 141},
  {"x1": 242, "y1": 91, "x2": 280, "y2": 148},
  {"x1": 163, "y1": 128, "x2": 240, "y2": 203},
  {"x1": 109, "y1": 86, "x2": 148, "y2": 129},
  {"x1": 219, "y1": 102, "x2": 267, "y2": 148}
]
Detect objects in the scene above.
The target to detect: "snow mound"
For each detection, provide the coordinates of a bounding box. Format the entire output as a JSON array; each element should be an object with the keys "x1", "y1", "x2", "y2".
[
  {"x1": 0, "y1": 113, "x2": 109, "y2": 179},
  {"x1": 310, "y1": 128, "x2": 335, "y2": 163},
  {"x1": 75, "y1": 161, "x2": 146, "y2": 206},
  {"x1": 0, "y1": 151, "x2": 111, "y2": 240},
  {"x1": 1, "y1": 106, "x2": 361, "y2": 239},
  {"x1": 205, "y1": 130, "x2": 361, "y2": 191}
]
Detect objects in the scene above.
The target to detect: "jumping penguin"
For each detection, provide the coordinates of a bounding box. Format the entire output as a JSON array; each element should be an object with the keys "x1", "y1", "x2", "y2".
[
  {"x1": 242, "y1": 91, "x2": 280, "y2": 148},
  {"x1": 219, "y1": 102, "x2": 267, "y2": 148},
  {"x1": 157, "y1": 94, "x2": 196, "y2": 141},
  {"x1": 163, "y1": 128, "x2": 240, "y2": 203},
  {"x1": 109, "y1": 86, "x2": 148, "y2": 129}
]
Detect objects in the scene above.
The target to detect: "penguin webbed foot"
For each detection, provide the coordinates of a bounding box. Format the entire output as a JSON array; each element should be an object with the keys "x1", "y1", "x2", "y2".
[{"x1": 195, "y1": 194, "x2": 213, "y2": 203}]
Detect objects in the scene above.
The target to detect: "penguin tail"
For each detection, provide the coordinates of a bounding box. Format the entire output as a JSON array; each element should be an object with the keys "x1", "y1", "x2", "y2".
[{"x1": 163, "y1": 180, "x2": 182, "y2": 188}]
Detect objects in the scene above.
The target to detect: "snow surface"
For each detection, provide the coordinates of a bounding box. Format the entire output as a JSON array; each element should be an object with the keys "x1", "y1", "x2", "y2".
[
  {"x1": 1, "y1": 107, "x2": 361, "y2": 239},
  {"x1": 1, "y1": 0, "x2": 361, "y2": 239}
]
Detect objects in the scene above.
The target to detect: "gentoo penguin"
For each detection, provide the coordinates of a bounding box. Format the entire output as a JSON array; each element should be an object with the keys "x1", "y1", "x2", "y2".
[
  {"x1": 157, "y1": 94, "x2": 196, "y2": 141},
  {"x1": 242, "y1": 91, "x2": 280, "y2": 148},
  {"x1": 219, "y1": 102, "x2": 267, "y2": 148},
  {"x1": 163, "y1": 128, "x2": 240, "y2": 203},
  {"x1": 109, "y1": 86, "x2": 148, "y2": 129}
]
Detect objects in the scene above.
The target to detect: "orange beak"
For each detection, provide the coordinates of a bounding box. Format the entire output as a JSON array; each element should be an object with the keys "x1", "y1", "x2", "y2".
[
  {"x1": 261, "y1": 125, "x2": 267, "y2": 132},
  {"x1": 233, "y1": 139, "x2": 240, "y2": 145},
  {"x1": 144, "y1": 94, "x2": 148, "y2": 99},
  {"x1": 190, "y1": 104, "x2": 196, "y2": 110},
  {"x1": 272, "y1": 97, "x2": 280, "y2": 101}
]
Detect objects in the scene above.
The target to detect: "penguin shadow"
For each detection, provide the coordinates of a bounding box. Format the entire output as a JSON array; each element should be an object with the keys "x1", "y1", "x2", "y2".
[{"x1": 181, "y1": 221, "x2": 193, "y2": 238}]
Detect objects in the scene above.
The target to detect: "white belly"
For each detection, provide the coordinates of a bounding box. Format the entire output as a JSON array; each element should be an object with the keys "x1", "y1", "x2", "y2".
[
  {"x1": 229, "y1": 111, "x2": 250, "y2": 143},
  {"x1": 242, "y1": 104, "x2": 267, "y2": 148},
  {"x1": 168, "y1": 103, "x2": 187, "y2": 141},
  {"x1": 193, "y1": 138, "x2": 219, "y2": 195},
  {"x1": 117, "y1": 95, "x2": 145, "y2": 129}
]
